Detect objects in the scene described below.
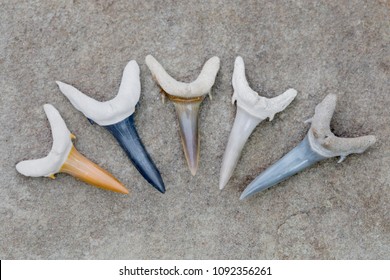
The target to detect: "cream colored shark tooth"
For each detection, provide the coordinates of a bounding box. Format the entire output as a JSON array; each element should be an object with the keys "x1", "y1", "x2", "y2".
[
  {"x1": 219, "y1": 56, "x2": 297, "y2": 190},
  {"x1": 16, "y1": 104, "x2": 128, "y2": 194},
  {"x1": 145, "y1": 55, "x2": 220, "y2": 175},
  {"x1": 56, "y1": 60, "x2": 166, "y2": 193},
  {"x1": 240, "y1": 93, "x2": 376, "y2": 200}
]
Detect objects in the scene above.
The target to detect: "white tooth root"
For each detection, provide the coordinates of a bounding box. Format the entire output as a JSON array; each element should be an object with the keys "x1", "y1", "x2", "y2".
[
  {"x1": 231, "y1": 56, "x2": 297, "y2": 120},
  {"x1": 308, "y1": 93, "x2": 376, "y2": 159},
  {"x1": 145, "y1": 55, "x2": 220, "y2": 99},
  {"x1": 219, "y1": 56, "x2": 297, "y2": 190},
  {"x1": 56, "y1": 60, "x2": 141, "y2": 126},
  {"x1": 15, "y1": 104, "x2": 73, "y2": 178}
]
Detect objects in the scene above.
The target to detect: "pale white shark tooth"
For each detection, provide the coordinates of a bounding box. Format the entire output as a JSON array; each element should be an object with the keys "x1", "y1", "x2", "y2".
[
  {"x1": 16, "y1": 104, "x2": 128, "y2": 194},
  {"x1": 56, "y1": 60, "x2": 166, "y2": 193},
  {"x1": 219, "y1": 56, "x2": 297, "y2": 190},
  {"x1": 145, "y1": 55, "x2": 220, "y2": 175},
  {"x1": 240, "y1": 93, "x2": 376, "y2": 200}
]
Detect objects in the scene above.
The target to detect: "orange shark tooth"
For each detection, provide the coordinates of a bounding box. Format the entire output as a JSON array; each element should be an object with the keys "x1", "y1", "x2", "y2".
[{"x1": 15, "y1": 104, "x2": 128, "y2": 194}]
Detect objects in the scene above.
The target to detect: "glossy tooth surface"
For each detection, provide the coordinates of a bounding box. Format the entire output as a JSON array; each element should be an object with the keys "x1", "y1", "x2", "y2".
[
  {"x1": 240, "y1": 136, "x2": 325, "y2": 200},
  {"x1": 61, "y1": 146, "x2": 129, "y2": 194},
  {"x1": 104, "y1": 115, "x2": 165, "y2": 193},
  {"x1": 173, "y1": 100, "x2": 202, "y2": 176},
  {"x1": 219, "y1": 107, "x2": 263, "y2": 189}
]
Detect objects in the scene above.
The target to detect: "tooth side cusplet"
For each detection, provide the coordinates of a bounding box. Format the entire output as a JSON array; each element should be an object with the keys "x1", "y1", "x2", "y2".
[
  {"x1": 145, "y1": 55, "x2": 220, "y2": 176},
  {"x1": 57, "y1": 60, "x2": 166, "y2": 193},
  {"x1": 219, "y1": 56, "x2": 297, "y2": 190},
  {"x1": 15, "y1": 104, "x2": 128, "y2": 194},
  {"x1": 240, "y1": 93, "x2": 376, "y2": 200}
]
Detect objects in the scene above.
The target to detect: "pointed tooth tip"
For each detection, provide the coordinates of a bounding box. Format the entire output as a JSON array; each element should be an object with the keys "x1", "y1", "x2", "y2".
[
  {"x1": 186, "y1": 156, "x2": 198, "y2": 175},
  {"x1": 218, "y1": 175, "x2": 228, "y2": 190},
  {"x1": 153, "y1": 182, "x2": 166, "y2": 194},
  {"x1": 239, "y1": 190, "x2": 251, "y2": 200},
  {"x1": 189, "y1": 166, "x2": 198, "y2": 176},
  {"x1": 240, "y1": 180, "x2": 262, "y2": 200},
  {"x1": 117, "y1": 186, "x2": 130, "y2": 194}
]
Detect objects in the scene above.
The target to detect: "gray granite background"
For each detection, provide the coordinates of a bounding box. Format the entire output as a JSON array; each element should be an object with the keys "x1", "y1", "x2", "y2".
[{"x1": 0, "y1": 0, "x2": 389, "y2": 259}]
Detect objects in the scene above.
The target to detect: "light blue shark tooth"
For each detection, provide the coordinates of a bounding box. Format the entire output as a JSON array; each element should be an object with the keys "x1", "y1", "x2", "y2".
[
  {"x1": 239, "y1": 135, "x2": 326, "y2": 200},
  {"x1": 240, "y1": 93, "x2": 376, "y2": 200}
]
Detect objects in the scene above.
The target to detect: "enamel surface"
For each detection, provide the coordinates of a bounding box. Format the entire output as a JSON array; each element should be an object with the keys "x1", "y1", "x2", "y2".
[
  {"x1": 240, "y1": 93, "x2": 376, "y2": 200},
  {"x1": 173, "y1": 100, "x2": 202, "y2": 176},
  {"x1": 145, "y1": 55, "x2": 220, "y2": 98},
  {"x1": 104, "y1": 115, "x2": 165, "y2": 193},
  {"x1": 16, "y1": 104, "x2": 73, "y2": 177},
  {"x1": 240, "y1": 136, "x2": 325, "y2": 199},
  {"x1": 61, "y1": 146, "x2": 129, "y2": 194},
  {"x1": 219, "y1": 107, "x2": 263, "y2": 189},
  {"x1": 219, "y1": 56, "x2": 297, "y2": 189},
  {"x1": 56, "y1": 60, "x2": 140, "y2": 126}
]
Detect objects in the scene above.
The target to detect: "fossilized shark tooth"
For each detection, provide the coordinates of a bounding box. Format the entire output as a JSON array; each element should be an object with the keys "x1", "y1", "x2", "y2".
[
  {"x1": 219, "y1": 56, "x2": 297, "y2": 190},
  {"x1": 240, "y1": 93, "x2": 376, "y2": 200},
  {"x1": 16, "y1": 104, "x2": 128, "y2": 194},
  {"x1": 145, "y1": 55, "x2": 220, "y2": 175},
  {"x1": 56, "y1": 60, "x2": 165, "y2": 193}
]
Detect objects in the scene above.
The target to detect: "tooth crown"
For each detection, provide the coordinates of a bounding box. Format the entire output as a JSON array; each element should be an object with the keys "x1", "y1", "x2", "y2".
[
  {"x1": 232, "y1": 56, "x2": 297, "y2": 121},
  {"x1": 56, "y1": 60, "x2": 141, "y2": 126},
  {"x1": 15, "y1": 104, "x2": 73, "y2": 177},
  {"x1": 145, "y1": 55, "x2": 220, "y2": 99},
  {"x1": 307, "y1": 94, "x2": 376, "y2": 160}
]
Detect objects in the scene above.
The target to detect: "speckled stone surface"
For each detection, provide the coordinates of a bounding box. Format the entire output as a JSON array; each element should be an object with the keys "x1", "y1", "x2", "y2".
[{"x1": 1, "y1": 0, "x2": 389, "y2": 259}]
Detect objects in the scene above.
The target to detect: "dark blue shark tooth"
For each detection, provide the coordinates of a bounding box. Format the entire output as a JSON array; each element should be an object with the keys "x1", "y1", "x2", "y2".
[
  {"x1": 240, "y1": 135, "x2": 326, "y2": 200},
  {"x1": 56, "y1": 61, "x2": 167, "y2": 193},
  {"x1": 103, "y1": 115, "x2": 165, "y2": 193}
]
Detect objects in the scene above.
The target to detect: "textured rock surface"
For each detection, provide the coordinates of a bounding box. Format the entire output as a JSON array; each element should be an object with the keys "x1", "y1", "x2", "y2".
[{"x1": 0, "y1": 0, "x2": 389, "y2": 259}]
